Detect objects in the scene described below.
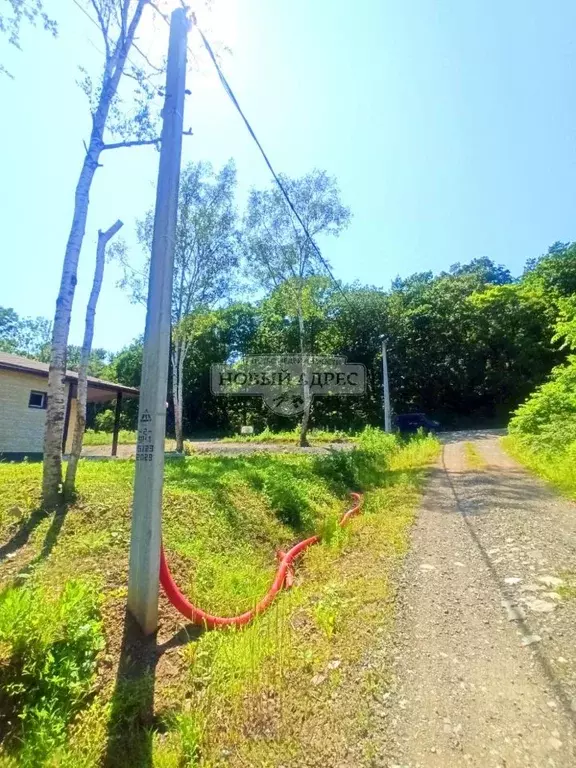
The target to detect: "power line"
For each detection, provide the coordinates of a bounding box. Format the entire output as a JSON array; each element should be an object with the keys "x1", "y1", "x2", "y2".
[
  {"x1": 132, "y1": 9, "x2": 353, "y2": 308},
  {"x1": 195, "y1": 27, "x2": 354, "y2": 310},
  {"x1": 71, "y1": 0, "x2": 102, "y2": 35},
  {"x1": 72, "y1": 1, "x2": 354, "y2": 308}
]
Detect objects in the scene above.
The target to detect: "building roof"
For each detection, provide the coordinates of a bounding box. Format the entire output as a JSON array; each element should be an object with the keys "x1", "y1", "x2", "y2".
[{"x1": 0, "y1": 351, "x2": 139, "y2": 397}]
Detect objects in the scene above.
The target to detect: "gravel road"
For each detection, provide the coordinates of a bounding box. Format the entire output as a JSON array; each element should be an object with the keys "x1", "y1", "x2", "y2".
[
  {"x1": 81, "y1": 441, "x2": 354, "y2": 457},
  {"x1": 379, "y1": 431, "x2": 576, "y2": 767}
]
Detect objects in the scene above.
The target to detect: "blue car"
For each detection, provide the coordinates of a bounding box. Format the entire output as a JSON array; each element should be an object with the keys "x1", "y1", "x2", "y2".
[{"x1": 395, "y1": 413, "x2": 441, "y2": 434}]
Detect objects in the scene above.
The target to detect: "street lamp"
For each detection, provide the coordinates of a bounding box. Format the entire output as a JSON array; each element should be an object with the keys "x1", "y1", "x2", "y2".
[{"x1": 379, "y1": 334, "x2": 392, "y2": 433}]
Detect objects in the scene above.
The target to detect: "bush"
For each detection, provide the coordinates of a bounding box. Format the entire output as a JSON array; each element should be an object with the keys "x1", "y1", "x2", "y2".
[
  {"x1": 509, "y1": 355, "x2": 576, "y2": 452},
  {"x1": 94, "y1": 408, "x2": 133, "y2": 433},
  {"x1": 314, "y1": 427, "x2": 400, "y2": 492},
  {"x1": 0, "y1": 579, "x2": 104, "y2": 765},
  {"x1": 94, "y1": 409, "x2": 115, "y2": 432},
  {"x1": 505, "y1": 352, "x2": 576, "y2": 498}
]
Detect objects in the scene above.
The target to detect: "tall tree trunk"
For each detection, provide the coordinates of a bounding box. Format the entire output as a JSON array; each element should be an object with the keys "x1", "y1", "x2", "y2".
[
  {"x1": 64, "y1": 221, "x2": 123, "y2": 498},
  {"x1": 172, "y1": 339, "x2": 189, "y2": 453},
  {"x1": 297, "y1": 288, "x2": 311, "y2": 447},
  {"x1": 42, "y1": 149, "x2": 100, "y2": 508},
  {"x1": 172, "y1": 343, "x2": 183, "y2": 452},
  {"x1": 41, "y1": 0, "x2": 148, "y2": 508}
]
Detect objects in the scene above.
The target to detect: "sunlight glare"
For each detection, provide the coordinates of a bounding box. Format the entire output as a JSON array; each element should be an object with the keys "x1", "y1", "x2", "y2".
[{"x1": 136, "y1": 0, "x2": 237, "y2": 72}]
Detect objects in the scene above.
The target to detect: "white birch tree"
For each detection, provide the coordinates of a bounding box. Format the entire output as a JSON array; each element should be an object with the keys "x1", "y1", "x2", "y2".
[
  {"x1": 119, "y1": 159, "x2": 239, "y2": 451},
  {"x1": 243, "y1": 170, "x2": 351, "y2": 446},
  {"x1": 64, "y1": 219, "x2": 123, "y2": 497},
  {"x1": 42, "y1": 0, "x2": 170, "y2": 508}
]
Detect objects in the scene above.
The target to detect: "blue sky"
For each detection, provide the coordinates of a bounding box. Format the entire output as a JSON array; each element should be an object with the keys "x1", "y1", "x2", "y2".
[{"x1": 1, "y1": 0, "x2": 575, "y2": 352}]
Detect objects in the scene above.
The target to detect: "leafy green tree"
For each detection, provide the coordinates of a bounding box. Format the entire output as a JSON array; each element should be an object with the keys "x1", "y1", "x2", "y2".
[
  {"x1": 121, "y1": 160, "x2": 240, "y2": 451},
  {"x1": 508, "y1": 284, "x2": 576, "y2": 452},
  {"x1": 523, "y1": 241, "x2": 576, "y2": 296},
  {"x1": 95, "y1": 339, "x2": 143, "y2": 430},
  {"x1": 447, "y1": 257, "x2": 513, "y2": 286},
  {"x1": 244, "y1": 170, "x2": 351, "y2": 445},
  {"x1": 509, "y1": 359, "x2": 576, "y2": 451},
  {"x1": 0, "y1": 0, "x2": 57, "y2": 77},
  {"x1": 65, "y1": 345, "x2": 110, "y2": 377},
  {"x1": 467, "y1": 282, "x2": 561, "y2": 419},
  {"x1": 0, "y1": 306, "x2": 51, "y2": 360},
  {"x1": 0, "y1": 307, "x2": 20, "y2": 349},
  {"x1": 553, "y1": 296, "x2": 576, "y2": 351}
]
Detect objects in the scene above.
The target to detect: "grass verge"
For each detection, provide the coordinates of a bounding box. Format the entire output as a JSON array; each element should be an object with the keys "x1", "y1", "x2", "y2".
[
  {"x1": 0, "y1": 429, "x2": 438, "y2": 767},
  {"x1": 220, "y1": 427, "x2": 358, "y2": 444},
  {"x1": 502, "y1": 435, "x2": 576, "y2": 500}
]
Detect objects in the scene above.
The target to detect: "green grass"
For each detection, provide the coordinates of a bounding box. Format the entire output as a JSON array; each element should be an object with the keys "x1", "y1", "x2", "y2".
[
  {"x1": 0, "y1": 428, "x2": 439, "y2": 766},
  {"x1": 220, "y1": 427, "x2": 358, "y2": 444},
  {"x1": 502, "y1": 435, "x2": 576, "y2": 500},
  {"x1": 83, "y1": 426, "x2": 356, "y2": 450},
  {"x1": 82, "y1": 429, "x2": 137, "y2": 446},
  {"x1": 557, "y1": 574, "x2": 576, "y2": 601},
  {"x1": 0, "y1": 579, "x2": 104, "y2": 766},
  {"x1": 464, "y1": 441, "x2": 486, "y2": 469}
]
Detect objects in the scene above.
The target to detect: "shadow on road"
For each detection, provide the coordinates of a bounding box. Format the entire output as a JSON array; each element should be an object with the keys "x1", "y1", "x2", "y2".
[
  {"x1": 439, "y1": 428, "x2": 507, "y2": 445},
  {"x1": 441, "y1": 448, "x2": 576, "y2": 734}
]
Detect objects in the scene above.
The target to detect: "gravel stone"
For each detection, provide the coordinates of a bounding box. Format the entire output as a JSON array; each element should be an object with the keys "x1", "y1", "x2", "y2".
[{"x1": 370, "y1": 431, "x2": 576, "y2": 768}]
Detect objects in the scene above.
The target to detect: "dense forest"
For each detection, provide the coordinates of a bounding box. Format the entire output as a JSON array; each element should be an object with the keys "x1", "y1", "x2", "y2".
[{"x1": 2, "y1": 242, "x2": 576, "y2": 435}]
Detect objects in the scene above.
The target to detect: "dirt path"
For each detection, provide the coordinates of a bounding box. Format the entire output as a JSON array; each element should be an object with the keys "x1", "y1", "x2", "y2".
[
  {"x1": 379, "y1": 432, "x2": 576, "y2": 767},
  {"x1": 80, "y1": 441, "x2": 353, "y2": 458}
]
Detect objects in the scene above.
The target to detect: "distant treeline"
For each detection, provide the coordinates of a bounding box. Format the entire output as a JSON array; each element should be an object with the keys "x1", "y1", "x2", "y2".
[{"x1": 3, "y1": 243, "x2": 576, "y2": 434}]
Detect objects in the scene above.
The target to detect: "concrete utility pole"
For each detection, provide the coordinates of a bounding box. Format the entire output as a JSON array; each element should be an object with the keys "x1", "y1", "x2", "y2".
[
  {"x1": 381, "y1": 337, "x2": 392, "y2": 433},
  {"x1": 128, "y1": 6, "x2": 190, "y2": 635}
]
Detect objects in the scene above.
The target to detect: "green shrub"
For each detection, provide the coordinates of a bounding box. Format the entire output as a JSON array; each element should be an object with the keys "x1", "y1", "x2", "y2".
[
  {"x1": 314, "y1": 449, "x2": 359, "y2": 492},
  {"x1": 508, "y1": 355, "x2": 576, "y2": 452},
  {"x1": 0, "y1": 580, "x2": 104, "y2": 765},
  {"x1": 313, "y1": 427, "x2": 401, "y2": 492},
  {"x1": 94, "y1": 408, "x2": 133, "y2": 433},
  {"x1": 505, "y1": 349, "x2": 576, "y2": 497}
]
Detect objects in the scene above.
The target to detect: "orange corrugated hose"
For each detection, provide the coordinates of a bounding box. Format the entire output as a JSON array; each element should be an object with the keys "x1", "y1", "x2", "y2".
[{"x1": 160, "y1": 492, "x2": 363, "y2": 629}]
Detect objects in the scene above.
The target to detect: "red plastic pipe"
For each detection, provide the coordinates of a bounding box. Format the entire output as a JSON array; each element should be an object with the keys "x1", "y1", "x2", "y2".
[{"x1": 160, "y1": 492, "x2": 363, "y2": 629}]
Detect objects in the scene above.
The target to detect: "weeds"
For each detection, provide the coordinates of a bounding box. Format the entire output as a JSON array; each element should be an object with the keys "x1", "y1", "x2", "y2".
[
  {"x1": 220, "y1": 427, "x2": 357, "y2": 444},
  {"x1": 0, "y1": 429, "x2": 439, "y2": 766},
  {"x1": 503, "y1": 435, "x2": 576, "y2": 500},
  {"x1": 82, "y1": 429, "x2": 137, "y2": 446},
  {"x1": 464, "y1": 441, "x2": 486, "y2": 469},
  {"x1": 0, "y1": 579, "x2": 104, "y2": 765}
]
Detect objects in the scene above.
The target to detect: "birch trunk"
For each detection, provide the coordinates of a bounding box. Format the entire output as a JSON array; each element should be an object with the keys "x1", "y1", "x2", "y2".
[
  {"x1": 172, "y1": 339, "x2": 188, "y2": 453},
  {"x1": 171, "y1": 344, "x2": 182, "y2": 452},
  {"x1": 42, "y1": 0, "x2": 148, "y2": 508},
  {"x1": 297, "y1": 290, "x2": 312, "y2": 447},
  {"x1": 64, "y1": 221, "x2": 123, "y2": 498}
]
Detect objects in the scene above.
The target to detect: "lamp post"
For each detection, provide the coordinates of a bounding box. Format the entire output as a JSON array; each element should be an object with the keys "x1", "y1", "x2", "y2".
[{"x1": 379, "y1": 335, "x2": 392, "y2": 433}]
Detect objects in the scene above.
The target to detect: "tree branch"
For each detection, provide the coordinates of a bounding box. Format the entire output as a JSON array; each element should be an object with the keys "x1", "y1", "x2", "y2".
[
  {"x1": 149, "y1": 0, "x2": 170, "y2": 25},
  {"x1": 132, "y1": 41, "x2": 164, "y2": 73},
  {"x1": 102, "y1": 138, "x2": 160, "y2": 150},
  {"x1": 101, "y1": 128, "x2": 191, "y2": 151},
  {"x1": 99, "y1": 219, "x2": 124, "y2": 243},
  {"x1": 89, "y1": 0, "x2": 111, "y2": 60}
]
